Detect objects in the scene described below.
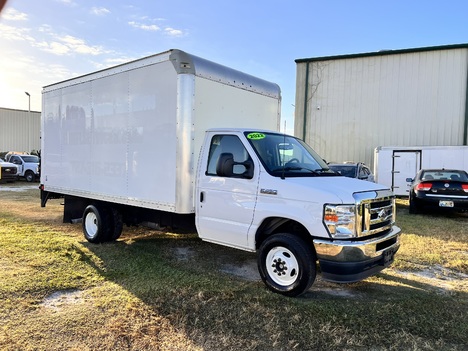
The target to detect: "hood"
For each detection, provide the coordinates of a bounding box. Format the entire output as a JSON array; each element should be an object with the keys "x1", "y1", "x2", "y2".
[
  {"x1": 0, "y1": 160, "x2": 17, "y2": 168},
  {"x1": 271, "y1": 175, "x2": 390, "y2": 204}
]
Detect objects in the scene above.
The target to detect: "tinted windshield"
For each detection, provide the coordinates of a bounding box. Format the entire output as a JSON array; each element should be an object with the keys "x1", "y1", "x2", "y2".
[{"x1": 244, "y1": 132, "x2": 336, "y2": 177}]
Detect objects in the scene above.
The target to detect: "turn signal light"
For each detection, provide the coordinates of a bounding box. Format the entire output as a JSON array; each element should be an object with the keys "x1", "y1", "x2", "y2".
[{"x1": 462, "y1": 184, "x2": 468, "y2": 193}]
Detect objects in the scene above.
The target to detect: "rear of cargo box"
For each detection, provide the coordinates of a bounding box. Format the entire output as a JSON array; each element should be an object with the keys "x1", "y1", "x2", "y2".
[{"x1": 41, "y1": 49, "x2": 281, "y2": 214}]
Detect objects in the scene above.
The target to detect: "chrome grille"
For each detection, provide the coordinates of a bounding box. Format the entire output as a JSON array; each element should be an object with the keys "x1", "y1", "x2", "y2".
[
  {"x1": 1, "y1": 166, "x2": 17, "y2": 177},
  {"x1": 355, "y1": 190, "x2": 395, "y2": 238}
]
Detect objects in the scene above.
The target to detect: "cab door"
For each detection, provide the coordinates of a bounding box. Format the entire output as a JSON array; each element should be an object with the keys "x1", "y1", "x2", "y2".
[
  {"x1": 196, "y1": 133, "x2": 259, "y2": 250},
  {"x1": 10, "y1": 156, "x2": 24, "y2": 175}
]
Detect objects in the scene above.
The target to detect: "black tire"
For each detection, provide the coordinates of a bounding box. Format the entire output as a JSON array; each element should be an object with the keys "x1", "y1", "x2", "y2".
[
  {"x1": 109, "y1": 207, "x2": 123, "y2": 241},
  {"x1": 408, "y1": 194, "x2": 421, "y2": 214},
  {"x1": 258, "y1": 233, "x2": 316, "y2": 297},
  {"x1": 82, "y1": 204, "x2": 113, "y2": 243},
  {"x1": 24, "y1": 170, "x2": 35, "y2": 182}
]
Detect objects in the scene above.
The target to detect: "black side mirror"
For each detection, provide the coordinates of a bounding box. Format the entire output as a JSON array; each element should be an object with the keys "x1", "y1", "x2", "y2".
[
  {"x1": 216, "y1": 153, "x2": 254, "y2": 179},
  {"x1": 216, "y1": 153, "x2": 234, "y2": 177}
]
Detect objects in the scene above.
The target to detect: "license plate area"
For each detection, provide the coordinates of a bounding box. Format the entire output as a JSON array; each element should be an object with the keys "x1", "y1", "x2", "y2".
[
  {"x1": 382, "y1": 248, "x2": 395, "y2": 266},
  {"x1": 439, "y1": 200, "x2": 454, "y2": 208}
]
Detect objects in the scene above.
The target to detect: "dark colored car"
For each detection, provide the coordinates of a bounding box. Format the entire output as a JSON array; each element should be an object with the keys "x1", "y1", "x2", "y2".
[
  {"x1": 406, "y1": 169, "x2": 468, "y2": 214},
  {"x1": 328, "y1": 162, "x2": 375, "y2": 182}
]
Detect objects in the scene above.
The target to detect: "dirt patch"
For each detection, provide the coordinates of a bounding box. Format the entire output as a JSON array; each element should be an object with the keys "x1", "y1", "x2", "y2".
[
  {"x1": 0, "y1": 184, "x2": 37, "y2": 192},
  {"x1": 395, "y1": 265, "x2": 468, "y2": 294},
  {"x1": 220, "y1": 261, "x2": 260, "y2": 282},
  {"x1": 40, "y1": 290, "x2": 86, "y2": 312}
]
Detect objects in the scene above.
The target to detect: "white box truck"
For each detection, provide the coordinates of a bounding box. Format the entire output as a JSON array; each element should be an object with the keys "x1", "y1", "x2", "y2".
[
  {"x1": 41, "y1": 49, "x2": 401, "y2": 297},
  {"x1": 374, "y1": 146, "x2": 468, "y2": 196}
]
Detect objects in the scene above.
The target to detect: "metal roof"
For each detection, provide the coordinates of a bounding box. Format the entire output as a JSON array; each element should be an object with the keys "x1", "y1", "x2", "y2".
[{"x1": 295, "y1": 43, "x2": 468, "y2": 63}]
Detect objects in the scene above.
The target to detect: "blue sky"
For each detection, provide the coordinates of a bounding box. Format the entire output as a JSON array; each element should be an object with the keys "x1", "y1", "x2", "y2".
[{"x1": 1, "y1": 0, "x2": 467, "y2": 133}]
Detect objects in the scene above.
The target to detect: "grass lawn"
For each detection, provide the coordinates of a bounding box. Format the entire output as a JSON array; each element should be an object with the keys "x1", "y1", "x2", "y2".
[{"x1": 0, "y1": 184, "x2": 467, "y2": 350}]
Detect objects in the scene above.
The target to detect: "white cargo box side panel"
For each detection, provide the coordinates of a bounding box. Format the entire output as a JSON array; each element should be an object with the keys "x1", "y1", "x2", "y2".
[
  {"x1": 42, "y1": 59, "x2": 179, "y2": 211},
  {"x1": 191, "y1": 76, "x2": 281, "y2": 163}
]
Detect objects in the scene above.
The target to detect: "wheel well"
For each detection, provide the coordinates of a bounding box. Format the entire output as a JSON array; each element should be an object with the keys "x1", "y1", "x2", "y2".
[{"x1": 255, "y1": 217, "x2": 314, "y2": 250}]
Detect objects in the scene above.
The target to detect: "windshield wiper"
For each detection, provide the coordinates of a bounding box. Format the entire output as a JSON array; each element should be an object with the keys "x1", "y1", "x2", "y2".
[
  {"x1": 272, "y1": 166, "x2": 319, "y2": 174},
  {"x1": 315, "y1": 168, "x2": 342, "y2": 176},
  {"x1": 271, "y1": 166, "x2": 341, "y2": 177}
]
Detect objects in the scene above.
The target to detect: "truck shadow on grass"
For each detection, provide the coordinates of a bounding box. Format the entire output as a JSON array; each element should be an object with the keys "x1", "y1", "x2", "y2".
[
  {"x1": 52, "y1": 229, "x2": 468, "y2": 350},
  {"x1": 79, "y1": 230, "x2": 468, "y2": 302}
]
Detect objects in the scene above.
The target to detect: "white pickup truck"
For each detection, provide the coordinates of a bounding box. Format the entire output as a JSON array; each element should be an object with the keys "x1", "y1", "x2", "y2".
[
  {"x1": 8, "y1": 154, "x2": 40, "y2": 182},
  {"x1": 40, "y1": 49, "x2": 400, "y2": 296}
]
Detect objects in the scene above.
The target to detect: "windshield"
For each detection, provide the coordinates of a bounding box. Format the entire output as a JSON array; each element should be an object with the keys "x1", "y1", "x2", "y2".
[
  {"x1": 244, "y1": 131, "x2": 337, "y2": 177},
  {"x1": 21, "y1": 156, "x2": 39, "y2": 163}
]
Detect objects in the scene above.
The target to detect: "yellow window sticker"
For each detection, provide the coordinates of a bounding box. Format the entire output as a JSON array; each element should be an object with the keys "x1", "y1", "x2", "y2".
[{"x1": 247, "y1": 132, "x2": 266, "y2": 140}]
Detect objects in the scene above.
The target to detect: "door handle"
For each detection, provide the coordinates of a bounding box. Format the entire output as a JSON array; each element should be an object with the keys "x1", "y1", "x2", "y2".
[{"x1": 200, "y1": 191, "x2": 204, "y2": 203}]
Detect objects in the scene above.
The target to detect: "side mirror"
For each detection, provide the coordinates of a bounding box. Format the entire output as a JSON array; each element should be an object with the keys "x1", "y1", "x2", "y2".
[
  {"x1": 216, "y1": 153, "x2": 234, "y2": 177},
  {"x1": 216, "y1": 153, "x2": 254, "y2": 179}
]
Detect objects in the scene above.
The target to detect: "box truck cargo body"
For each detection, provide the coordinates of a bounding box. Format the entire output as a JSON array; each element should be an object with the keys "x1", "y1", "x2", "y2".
[
  {"x1": 41, "y1": 49, "x2": 401, "y2": 296},
  {"x1": 374, "y1": 146, "x2": 468, "y2": 196},
  {"x1": 41, "y1": 50, "x2": 280, "y2": 214}
]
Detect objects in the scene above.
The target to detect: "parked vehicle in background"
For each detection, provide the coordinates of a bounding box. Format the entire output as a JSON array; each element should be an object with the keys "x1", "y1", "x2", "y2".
[
  {"x1": 328, "y1": 162, "x2": 375, "y2": 182},
  {"x1": 8, "y1": 154, "x2": 40, "y2": 182},
  {"x1": 374, "y1": 146, "x2": 468, "y2": 196},
  {"x1": 406, "y1": 169, "x2": 468, "y2": 214},
  {"x1": 0, "y1": 158, "x2": 18, "y2": 183}
]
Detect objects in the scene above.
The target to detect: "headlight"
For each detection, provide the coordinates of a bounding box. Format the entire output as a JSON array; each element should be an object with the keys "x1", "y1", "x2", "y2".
[{"x1": 324, "y1": 204, "x2": 356, "y2": 239}]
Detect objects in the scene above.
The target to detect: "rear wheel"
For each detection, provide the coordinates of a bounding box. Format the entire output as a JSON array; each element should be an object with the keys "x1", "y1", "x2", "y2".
[
  {"x1": 409, "y1": 194, "x2": 421, "y2": 214},
  {"x1": 258, "y1": 233, "x2": 316, "y2": 297},
  {"x1": 82, "y1": 204, "x2": 112, "y2": 243}
]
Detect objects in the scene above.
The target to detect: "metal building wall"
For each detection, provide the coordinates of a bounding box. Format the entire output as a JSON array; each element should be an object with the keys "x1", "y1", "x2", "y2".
[
  {"x1": 0, "y1": 107, "x2": 41, "y2": 153},
  {"x1": 294, "y1": 44, "x2": 468, "y2": 168}
]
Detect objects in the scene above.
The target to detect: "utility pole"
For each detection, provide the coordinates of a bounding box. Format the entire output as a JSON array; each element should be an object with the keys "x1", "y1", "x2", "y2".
[
  {"x1": 25, "y1": 92, "x2": 31, "y2": 152},
  {"x1": 25, "y1": 92, "x2": 30, "y2": 112}
]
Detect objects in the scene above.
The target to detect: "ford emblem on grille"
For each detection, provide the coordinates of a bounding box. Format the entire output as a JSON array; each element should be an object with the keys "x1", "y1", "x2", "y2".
[
  {"x1": 444, "y1": 183, "x2": 449, "y2": 188},
  {"x1": 378, "y1": 208, "x2": 389, "y2": 219}
]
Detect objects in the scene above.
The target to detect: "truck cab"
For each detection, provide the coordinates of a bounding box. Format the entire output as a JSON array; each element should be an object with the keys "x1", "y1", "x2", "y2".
[{"x1": 196, "y1": 129, "x2": 401, "y2": 296}]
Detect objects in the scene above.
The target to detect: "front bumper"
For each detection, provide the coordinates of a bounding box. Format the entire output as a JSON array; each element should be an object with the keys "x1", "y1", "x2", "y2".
[{"x1": 313, "y1": 226, "x2": 401, "y2": 283}]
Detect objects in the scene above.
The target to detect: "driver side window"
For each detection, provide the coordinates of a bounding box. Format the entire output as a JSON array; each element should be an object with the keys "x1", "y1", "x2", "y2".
[{"x1": 206, "y1": 135, "x2": 252, "y2": 178}]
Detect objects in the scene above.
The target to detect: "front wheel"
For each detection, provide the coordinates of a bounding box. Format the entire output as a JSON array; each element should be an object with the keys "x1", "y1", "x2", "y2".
[{"x1": 258, "y1": 233, "x2": 316, "y2": 297}]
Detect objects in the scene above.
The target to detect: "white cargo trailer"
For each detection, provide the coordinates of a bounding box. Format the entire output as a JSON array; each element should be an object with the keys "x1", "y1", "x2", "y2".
[
  {"x1": 41, "y1": 49, "x2": 401, "y2": 296},
  {"x1": 374, "y1": 146, "x2": 468, "y2": 196}
]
